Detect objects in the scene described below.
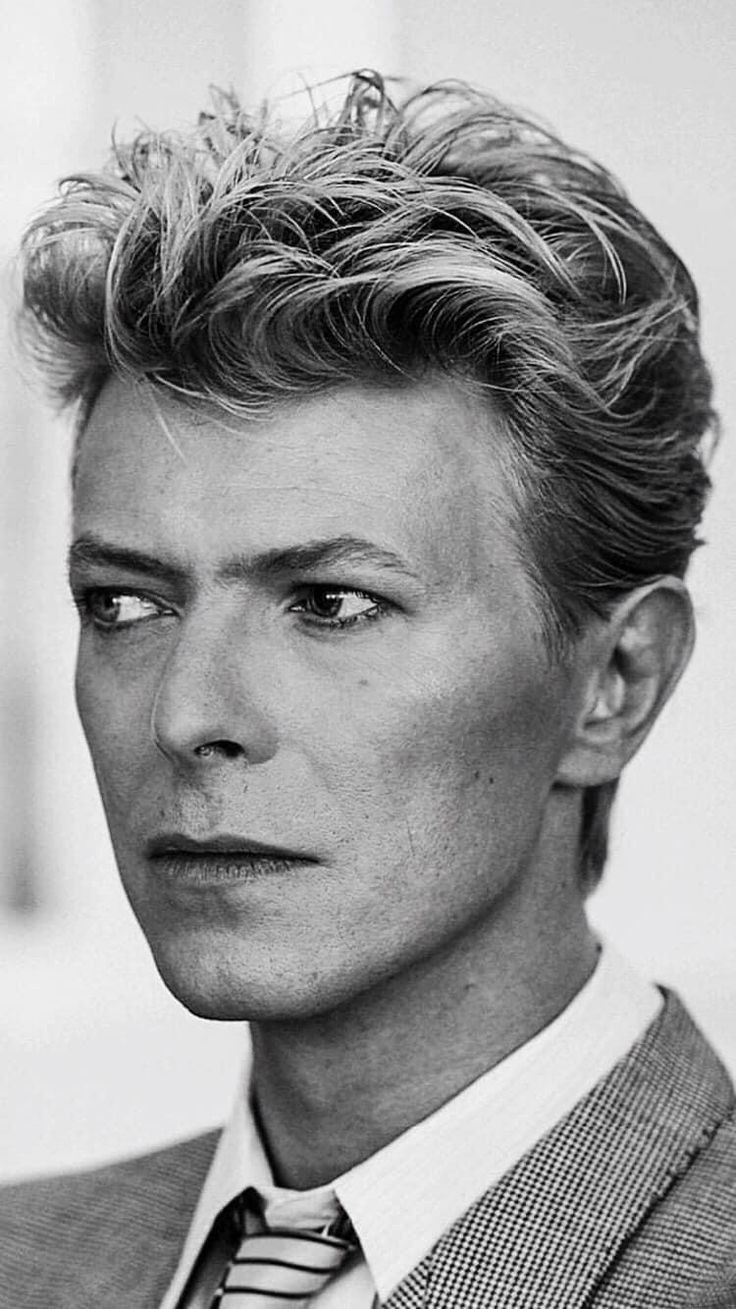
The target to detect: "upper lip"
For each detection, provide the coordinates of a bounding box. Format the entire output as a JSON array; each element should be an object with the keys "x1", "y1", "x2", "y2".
[{"x1": 146, "y1": 833, "x2": 318, "y2": 860}]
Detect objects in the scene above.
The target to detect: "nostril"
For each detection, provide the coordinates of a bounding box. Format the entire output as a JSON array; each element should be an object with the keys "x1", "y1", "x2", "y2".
[{"x1": 194, "y1": 741, "x2": 243, "y2": 760}]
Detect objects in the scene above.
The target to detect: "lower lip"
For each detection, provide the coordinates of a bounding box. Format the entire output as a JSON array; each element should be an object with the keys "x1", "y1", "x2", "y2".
[{"x1": 149, "y1": 853, "x2": 316, "y2": 887}]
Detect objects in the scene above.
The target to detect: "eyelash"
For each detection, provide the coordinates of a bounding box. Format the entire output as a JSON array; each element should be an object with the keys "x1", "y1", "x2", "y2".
[
  {"x1": 73, "y1": 589, "x2": 171, "y2": 632},
  {"x1": 73, "y1": 585, "x2": 391, "y2": 634},
  {"x1": 290, "y1": 586, "x2": 389, "y2": 631}
]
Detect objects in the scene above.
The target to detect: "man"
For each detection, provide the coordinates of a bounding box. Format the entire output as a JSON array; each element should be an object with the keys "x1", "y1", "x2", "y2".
[{"x1": 2, "y1": 71, "x2": 734, "y2": 1307}]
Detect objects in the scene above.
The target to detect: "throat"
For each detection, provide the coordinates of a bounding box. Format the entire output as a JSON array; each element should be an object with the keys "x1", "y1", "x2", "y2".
[{"x1": 247, "y1": 919, "x2": 598, "y2": 1190}]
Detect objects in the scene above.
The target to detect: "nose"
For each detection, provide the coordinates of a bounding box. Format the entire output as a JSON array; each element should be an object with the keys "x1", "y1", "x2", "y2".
[{"x1": 150, "y1": 614, "x2": 278, "y2": 769}]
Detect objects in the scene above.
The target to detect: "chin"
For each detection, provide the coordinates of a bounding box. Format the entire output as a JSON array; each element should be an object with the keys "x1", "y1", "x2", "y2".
[{"x1": 145, "y1": 933, "x2": 375, "y2": 1023}]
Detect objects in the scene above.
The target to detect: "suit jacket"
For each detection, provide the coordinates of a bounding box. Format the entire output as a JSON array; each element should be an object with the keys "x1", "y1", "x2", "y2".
[{"x1": 1, "y1": 991, "x2": 735, "y2": 1308}]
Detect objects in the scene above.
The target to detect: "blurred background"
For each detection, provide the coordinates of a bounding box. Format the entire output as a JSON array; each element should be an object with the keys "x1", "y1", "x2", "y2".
[{"x1": 1, "y1": 0, "x2": 734, "y2": 1182}]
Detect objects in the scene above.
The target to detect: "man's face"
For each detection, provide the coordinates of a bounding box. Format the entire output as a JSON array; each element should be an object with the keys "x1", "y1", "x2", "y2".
[{"x1": 71, "y1": 377, "x2": 583, "y2": 1020}]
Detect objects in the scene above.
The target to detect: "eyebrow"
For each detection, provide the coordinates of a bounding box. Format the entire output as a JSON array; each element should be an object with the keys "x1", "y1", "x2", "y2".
[{"x1": 67, "y1": 533, "x2": 419, "y2": 588}]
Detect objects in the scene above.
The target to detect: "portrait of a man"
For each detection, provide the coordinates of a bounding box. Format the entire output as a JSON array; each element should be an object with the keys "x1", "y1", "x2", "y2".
[{"x1": 1, "y1": 66, "x2": 734, "y2": 1309}]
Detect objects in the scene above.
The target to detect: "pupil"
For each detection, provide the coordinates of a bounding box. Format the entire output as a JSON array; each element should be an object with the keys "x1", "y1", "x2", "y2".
[{"x1": 314, "y1": 589, "x2": 342, "y2": 618}]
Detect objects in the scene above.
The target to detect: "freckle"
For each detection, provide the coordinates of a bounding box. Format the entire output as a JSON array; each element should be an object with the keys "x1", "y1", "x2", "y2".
[
  {"x1": 358, "y1": 678, "x2": 370, "y2": 688},
  {"x1": 488, "y1": 775, "x2": 495, "y2": 785},
  {"x1": 473, "y1": 770, "x2": 481, "y2": 781}
]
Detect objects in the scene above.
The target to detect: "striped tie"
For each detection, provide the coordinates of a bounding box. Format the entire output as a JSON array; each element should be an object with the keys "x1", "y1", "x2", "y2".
[{"x1": 211, "y1": 1224, "x2": 357, "y2": 1306}]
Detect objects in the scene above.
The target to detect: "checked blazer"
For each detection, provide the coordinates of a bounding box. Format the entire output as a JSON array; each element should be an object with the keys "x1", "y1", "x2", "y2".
[{"x1": 1, "y1": 990, "x2": 736, "y2": 1308}]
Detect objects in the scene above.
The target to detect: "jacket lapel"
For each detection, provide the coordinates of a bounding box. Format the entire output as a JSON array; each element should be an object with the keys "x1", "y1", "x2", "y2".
[{"x1": 386, "y1": 992, "x2": 734, "y2": 1309}]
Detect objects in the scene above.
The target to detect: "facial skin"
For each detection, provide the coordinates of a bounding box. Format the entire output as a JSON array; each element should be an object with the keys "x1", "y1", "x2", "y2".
[{"x1": 70, "y1": 376, "x2": 596, "y2": 1025}]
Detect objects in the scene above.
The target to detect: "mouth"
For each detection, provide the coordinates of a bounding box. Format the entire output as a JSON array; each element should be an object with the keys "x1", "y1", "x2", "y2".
[{"x1": 145, "y1": 833, "x2": 320, "y2": 886}]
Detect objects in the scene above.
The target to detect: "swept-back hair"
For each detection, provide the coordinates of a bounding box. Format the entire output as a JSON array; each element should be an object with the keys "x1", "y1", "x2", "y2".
[{"x1": 19, "y1": 71, "x2": 716, "y2": 891}]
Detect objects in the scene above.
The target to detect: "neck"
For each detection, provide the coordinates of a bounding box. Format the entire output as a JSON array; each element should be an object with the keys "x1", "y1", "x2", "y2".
[{"x1": 249, "y1": 851, "x2": 597, "y2": 1189}]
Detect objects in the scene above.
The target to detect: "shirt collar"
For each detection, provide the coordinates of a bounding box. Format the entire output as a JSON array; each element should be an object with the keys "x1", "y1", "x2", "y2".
[{"x1": 160, "y1": 939, "x2": 660, "y2": 1307}]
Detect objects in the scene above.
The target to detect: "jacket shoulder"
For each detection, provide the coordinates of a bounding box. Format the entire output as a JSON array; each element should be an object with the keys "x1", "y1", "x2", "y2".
[
  {"x1": 386, "y1": 992, "x2": 736, "y2": 1309},
  {"x1": 0, "y1": 1130, "x2": 220, "y2": 1308},
  {"x1": 596, "y1": 1107, "x2": 736, "y2": 1306}
]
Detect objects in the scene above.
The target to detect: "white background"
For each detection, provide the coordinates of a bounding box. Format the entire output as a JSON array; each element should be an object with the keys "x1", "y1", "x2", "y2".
[{"x1": 1, "y1": 0, "x2": 734, "y2": 1181}]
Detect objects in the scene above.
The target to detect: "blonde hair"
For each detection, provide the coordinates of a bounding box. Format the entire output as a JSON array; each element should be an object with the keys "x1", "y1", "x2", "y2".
[{"x1": 20, "y1": 72, "x2": 716, "y2": 889}]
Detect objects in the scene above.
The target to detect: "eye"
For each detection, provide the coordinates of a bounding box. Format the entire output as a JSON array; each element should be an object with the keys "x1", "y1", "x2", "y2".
[
  {"x1": 290, "y1": 585, "x2": 387, "y2": 630},
  {"x1": 76, "y1": 589, "x2": 172, "y2": 631}
]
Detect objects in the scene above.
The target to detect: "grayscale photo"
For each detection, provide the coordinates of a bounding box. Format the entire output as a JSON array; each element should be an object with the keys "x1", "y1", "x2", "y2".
[{"x1": 1, "y1": 3, "x2": 734, "y2": 1306}]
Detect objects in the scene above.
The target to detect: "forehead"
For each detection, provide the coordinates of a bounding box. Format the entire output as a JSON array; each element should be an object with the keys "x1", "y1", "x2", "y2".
[{"x1": 72, "y1": 377, "x2": 521, "y2": 585}]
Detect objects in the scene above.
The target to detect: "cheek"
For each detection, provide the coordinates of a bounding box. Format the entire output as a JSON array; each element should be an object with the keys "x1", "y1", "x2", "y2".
[
  {"x1": 282, "y1": 650, "x2": 565, "y2": 961},
  {"x1": 75, "y1": 643, "x2": 154, "y2": 807},
  {"x1": 75, "y1": 646, "x2": 106, "y2": 758},
  {"x1": 309, "y1": 645, "x2": 563, "y2": 863}
]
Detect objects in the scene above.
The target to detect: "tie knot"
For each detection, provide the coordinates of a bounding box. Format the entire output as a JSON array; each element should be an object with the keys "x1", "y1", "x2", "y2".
[{"x1": 212, "y1": 1206, "x2": 358, "y2": 1306}]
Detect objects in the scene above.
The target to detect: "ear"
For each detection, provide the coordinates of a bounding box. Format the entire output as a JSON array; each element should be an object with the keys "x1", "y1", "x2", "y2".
[{"x1": 557, "y1": 578, "x2": 695, "y2": 788}]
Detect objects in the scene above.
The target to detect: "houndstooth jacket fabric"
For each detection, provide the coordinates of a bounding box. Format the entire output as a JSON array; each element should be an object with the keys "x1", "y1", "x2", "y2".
[{"x1": 1, "y1": 991, "x2": 735, "y2": 1308}]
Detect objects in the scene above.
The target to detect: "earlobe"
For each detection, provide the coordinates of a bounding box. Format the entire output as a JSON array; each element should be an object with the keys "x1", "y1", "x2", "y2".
[{"x1": 557, "y1": 578, "x2": 695, "y2": 789}]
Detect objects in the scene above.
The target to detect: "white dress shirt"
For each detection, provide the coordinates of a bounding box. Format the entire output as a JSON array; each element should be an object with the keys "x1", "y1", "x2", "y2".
[{"x1": 160, "y1": 942, "x2": 661, "y2": 1308}]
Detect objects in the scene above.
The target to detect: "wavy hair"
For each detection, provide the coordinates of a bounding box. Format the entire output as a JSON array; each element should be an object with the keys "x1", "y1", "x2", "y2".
[{"x1": 19, "y1": 72, "x2": 716, "y2": 890}]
